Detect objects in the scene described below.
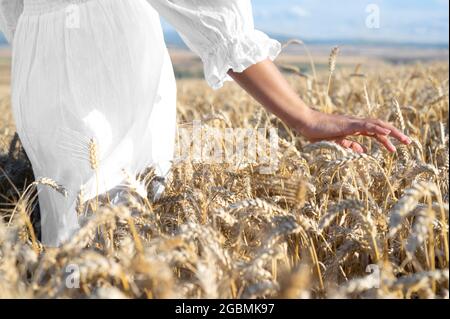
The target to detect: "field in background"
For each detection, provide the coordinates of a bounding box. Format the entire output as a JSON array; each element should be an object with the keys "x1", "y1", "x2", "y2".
[
  {"x1": 169, "y1": 44, "x2": 449, "y2": 78},
  {"x1": 0, "y1": 44, "x2": 449, "y2": 299},
  {"x1": 1, "y1": 43, "x2": 449, "y2": 89}
]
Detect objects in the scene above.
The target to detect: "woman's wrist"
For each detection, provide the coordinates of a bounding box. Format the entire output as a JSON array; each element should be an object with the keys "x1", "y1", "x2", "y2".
[
  {"x1": 286, "y1": 99, "x2": 313, "y2": 136},
  {"x1": 228, "y1": 59, "x2": 313, "y2": 135}
]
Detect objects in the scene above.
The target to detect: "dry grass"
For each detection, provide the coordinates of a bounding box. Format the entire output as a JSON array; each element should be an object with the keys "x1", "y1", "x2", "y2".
[{"x1": 0, "y1": 44, "x2": 448, "y2": 299}]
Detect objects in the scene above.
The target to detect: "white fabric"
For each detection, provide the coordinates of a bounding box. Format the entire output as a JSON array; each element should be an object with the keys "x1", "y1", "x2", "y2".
[
  {"x1": 0, "y1": 0, "x2": 281, "y2": 247},
  {"x1": 148, "y1": 0, "x2": 281, "y2": 89},
  {"x1": 0, "y1": 0, "x2": 23, "y2": 43}
]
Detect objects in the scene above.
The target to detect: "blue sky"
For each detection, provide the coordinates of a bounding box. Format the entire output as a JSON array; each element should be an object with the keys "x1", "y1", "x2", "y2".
[{"x1": 164, "y1": 0, "x2": 449, "y2": 44}]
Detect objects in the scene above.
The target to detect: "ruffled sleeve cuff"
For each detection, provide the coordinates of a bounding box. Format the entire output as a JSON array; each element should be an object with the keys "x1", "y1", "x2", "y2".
[{"x1": 201, "y1": 30, "x2": 282, "y2": 90}]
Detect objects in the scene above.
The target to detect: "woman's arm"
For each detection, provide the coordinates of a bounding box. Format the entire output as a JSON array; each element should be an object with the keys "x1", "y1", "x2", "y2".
[{"x1": 228, "y1": 59, "x2": 411, "y2": 153}]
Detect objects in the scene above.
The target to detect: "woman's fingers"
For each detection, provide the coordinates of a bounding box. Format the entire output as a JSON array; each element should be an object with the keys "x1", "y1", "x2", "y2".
[
  {"x1": 370, "y1": 119, "x2": 411, "y2": 145},
  {"x1": 345, "y1": 118, "x2": 411, "y2": 152},
  {"x1": 335, "y1": 138, "x2": 366, "y2": 153},
  {"x1": 307, "y1": 114, "x2": 411, "y2": 154},
  {"x1": 334, "y1": 133, "x2": 397, "y2": 153},
  {"x1": 349, "y1": 120, "x2": 391, "y2": 137},
  {"x1": 375, "y1": 134, "x2": 397, "y2": 153},
  {"x1": 349, "y1": 117, "x2": 411, "y2": 144}
]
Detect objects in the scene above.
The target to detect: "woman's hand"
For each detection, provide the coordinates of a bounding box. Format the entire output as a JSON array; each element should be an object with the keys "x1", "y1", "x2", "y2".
[
  {"x1": 228, "y1": 59, "x2": 411, "y2": 153},
  {"x1": 297, "y1": 108, "x2": 411, "y2": 153}
]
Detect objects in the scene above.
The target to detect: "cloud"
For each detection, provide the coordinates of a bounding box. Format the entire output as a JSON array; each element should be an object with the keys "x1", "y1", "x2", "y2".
[
  {"x1": 434, "y1": 0, "x2": 449, "y2": 7},
  {"x1": 291, "y1": 6, "x2": 310, "y2": 18},
  {"x1": 251, "y1": 0, "x2": 448, "y2": 44}
]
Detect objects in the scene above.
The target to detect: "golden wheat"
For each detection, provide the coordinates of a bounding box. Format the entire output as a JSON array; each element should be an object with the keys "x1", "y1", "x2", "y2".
[{"x1": 0, "y1": 47, "x2": 448, "y2": 299}]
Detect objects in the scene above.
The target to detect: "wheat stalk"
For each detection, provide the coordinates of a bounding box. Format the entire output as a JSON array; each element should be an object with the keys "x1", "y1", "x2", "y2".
[{"x1": 326, "y1": 46, "x2": 340, "y2": 99}]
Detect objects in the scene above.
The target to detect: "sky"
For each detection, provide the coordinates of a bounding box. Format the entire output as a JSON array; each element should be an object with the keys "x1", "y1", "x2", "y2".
[{"x1": 164, "y1": 0, "x2": 449, "y2": 45}]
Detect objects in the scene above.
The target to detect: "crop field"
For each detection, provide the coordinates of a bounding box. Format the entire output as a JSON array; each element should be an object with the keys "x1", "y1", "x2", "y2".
[{"x1": 0, "y1": 44, "x2": 448, "y2": 299}]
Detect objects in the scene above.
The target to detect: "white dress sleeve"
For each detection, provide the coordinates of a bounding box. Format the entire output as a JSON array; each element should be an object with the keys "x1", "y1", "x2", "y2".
[
  {"x1": 0, "y1": 0, "x2": 23, "y2": 44},
  {"x1": 148, "y1": 0, "x2": 281, "y2": 90}
]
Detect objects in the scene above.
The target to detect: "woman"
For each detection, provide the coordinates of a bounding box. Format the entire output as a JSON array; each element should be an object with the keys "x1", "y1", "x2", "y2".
[{"x1": 0, "y1": 0, "x2": 411, "y2": 247}]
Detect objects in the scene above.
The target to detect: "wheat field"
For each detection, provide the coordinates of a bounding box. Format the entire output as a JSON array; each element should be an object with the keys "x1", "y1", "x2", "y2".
[{"x1": 0, "y1": 44, "x2": 448, "y2": 299}]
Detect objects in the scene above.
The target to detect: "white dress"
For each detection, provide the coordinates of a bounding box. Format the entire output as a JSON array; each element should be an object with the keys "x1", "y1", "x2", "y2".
[{"x1": 0, "y1": 0, "x2": 281, "y2": 247}]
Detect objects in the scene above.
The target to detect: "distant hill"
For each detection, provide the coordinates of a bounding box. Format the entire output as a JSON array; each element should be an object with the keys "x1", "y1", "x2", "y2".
[
  {"x1": 163, "y1": 30, "x2": 449, "y2": 50},
  {"x1": 2, "y1": 30, "x2": 448, "y2": 50}
]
